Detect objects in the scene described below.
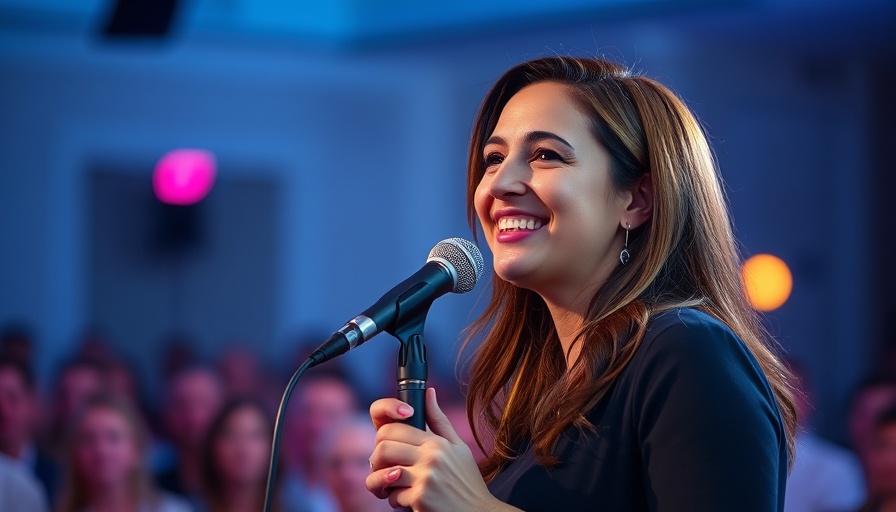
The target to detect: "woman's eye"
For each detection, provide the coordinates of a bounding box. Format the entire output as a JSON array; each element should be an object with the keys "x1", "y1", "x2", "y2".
[
  {"x1": 484, "y1": 152, "x2": 504, "y2": 167},
  {"x1": 535, "y1": 148, "x2": 563, "y2": 162}
]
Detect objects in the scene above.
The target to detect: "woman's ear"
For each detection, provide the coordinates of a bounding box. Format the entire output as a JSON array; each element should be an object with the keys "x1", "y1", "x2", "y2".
[{"x1": 622, "y1": 173, "x2": 653, "y2": 229}]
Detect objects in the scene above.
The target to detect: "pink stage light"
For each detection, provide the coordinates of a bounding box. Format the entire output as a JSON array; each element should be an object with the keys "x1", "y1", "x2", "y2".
[{"x1": 153, "y1": 149, "x2": 217, "y2": 205}]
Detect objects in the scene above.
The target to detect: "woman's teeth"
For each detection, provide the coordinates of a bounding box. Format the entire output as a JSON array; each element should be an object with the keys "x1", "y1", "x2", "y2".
[{"x1": 497, "y1": 217, "x2": 543, "y2": 232}]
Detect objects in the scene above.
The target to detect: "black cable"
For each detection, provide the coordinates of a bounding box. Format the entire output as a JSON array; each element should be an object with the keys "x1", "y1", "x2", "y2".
[{"x1": 261, "y1": 357, "x2": 314, "y2": 512}]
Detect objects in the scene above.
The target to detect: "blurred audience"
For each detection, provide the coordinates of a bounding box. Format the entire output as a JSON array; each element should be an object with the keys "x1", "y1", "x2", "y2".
[
  {"x1": 0, "y1": 357, "x2": 59, "y2": 503},
  {"x1": 199, "y1": 397, "x2": 301, "y2": 512},
  {"x1": 851, "y1": 377, "x2": 896, "y2": 462},
  {"x1": 784, "y1": 361, "x2": 865, "y2": 512},
  {"x1": 57, "y1": 394, "x2": 190, "y2": 512},
  {"x1": 216, "y1": 348, "x2": 264, "y2": 399},
  {"x1": 320, "y1": 415, "x2": 390, "y2": 512},
  {"x1": 0, "y1": 323, "x2": 36, "y2": 368},
  {"x1": 160, "y1": 335, "x2": 200, "y2": 380},
  {"x1": 0, "y1": 452, "x2": 49, "y2": 512},
  {"x1": 156, "y1": 365, "x2": 225, "y2": 500},
  {"x1": 42, "y1": 358, "x2": 108, "y2": 462},
  {"x1": 860, "y1": 407, "x2": 896, "y2": 512},
  {"x1": 282, "y1": 370, "x2": 359, "y2": 512}
]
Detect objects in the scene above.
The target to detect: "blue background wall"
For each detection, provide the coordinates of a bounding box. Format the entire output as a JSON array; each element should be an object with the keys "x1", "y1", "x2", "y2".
[{"x1": 1, "y1": 0, "x2": 894, "y2": 442}]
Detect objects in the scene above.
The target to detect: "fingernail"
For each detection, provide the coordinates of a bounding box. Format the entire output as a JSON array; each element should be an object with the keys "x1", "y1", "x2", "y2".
[
  {"x1": 386, "y1": 468, "x2": 400, "y2": 481},
  {"x1": 397, "y1": 404, "x2": 414, "y2": 417}
]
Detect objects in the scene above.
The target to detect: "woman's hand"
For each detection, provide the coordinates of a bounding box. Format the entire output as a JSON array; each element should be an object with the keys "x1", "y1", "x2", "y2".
[{"x1": 366, "y1": 388, "x2": 510, "y2": 512}]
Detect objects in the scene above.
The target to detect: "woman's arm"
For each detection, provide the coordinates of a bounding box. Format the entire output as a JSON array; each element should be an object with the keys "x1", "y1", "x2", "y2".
[{"x1": 367, "y1": 388, "x2": 523, "y2": 512}]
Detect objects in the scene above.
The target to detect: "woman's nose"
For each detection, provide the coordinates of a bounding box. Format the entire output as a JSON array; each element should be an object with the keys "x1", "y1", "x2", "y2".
[{"x1": 487, "y1": 156, "x2": 529, "y2": 198}]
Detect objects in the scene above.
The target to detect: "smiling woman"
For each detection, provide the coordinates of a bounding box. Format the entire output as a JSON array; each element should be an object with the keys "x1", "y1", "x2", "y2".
[{"x1": 365, "y1": 56, "x2": 797, "y2": 512}]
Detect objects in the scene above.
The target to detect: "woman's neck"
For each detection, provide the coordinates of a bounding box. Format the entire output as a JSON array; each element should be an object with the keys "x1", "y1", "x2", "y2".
[
  {"x1": 544, "y1": 299, "x2": 589, "y2": 369},
  {"x1": 538, "y1": 275, "x2": 607, "y2": 369}
]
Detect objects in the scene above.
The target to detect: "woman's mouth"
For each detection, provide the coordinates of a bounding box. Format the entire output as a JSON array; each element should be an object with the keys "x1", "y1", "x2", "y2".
[
  {"x1": 497, "y1": 216, "x2": 544, "y2": 232},
  {"x1": 495, "y1": 215, "x2": 545, "y2": 243}
]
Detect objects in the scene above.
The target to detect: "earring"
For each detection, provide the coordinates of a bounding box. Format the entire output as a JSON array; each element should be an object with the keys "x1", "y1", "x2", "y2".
[{"x1": 619, "y1": 223, "x2": 631, "y2": 265}]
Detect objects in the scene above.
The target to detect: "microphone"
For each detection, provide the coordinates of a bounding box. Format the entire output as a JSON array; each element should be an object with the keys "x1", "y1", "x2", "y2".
[{"x1": 307, "y1": 237, "x2": 484, "y2": 367}]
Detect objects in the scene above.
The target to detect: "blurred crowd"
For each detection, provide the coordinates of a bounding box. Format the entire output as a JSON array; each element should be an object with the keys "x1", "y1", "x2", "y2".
[
  {"x1": 1, "y1": 320, "x2": 894, "y2": 512},
  {"x1": 0, "y1": 324, "x2": 481, "y2": 512},
  {"x1": 784, "y1": 358, "x2": 890, "y2": 512}
]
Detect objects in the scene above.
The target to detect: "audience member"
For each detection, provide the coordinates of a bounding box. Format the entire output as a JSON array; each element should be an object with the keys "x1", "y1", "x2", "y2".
[
  {"x1": 216, "y1": 347, "x2": 264, "y2": 399},
  {"x1": 319, "y1": 415, "x2": 390, "y2": 512},
  {"x1": 199, "y1": 398, "x2": 301, "y2": 512},
  {"x1": 0, "y1": 323, "x2": 36, "y2": 367},
  {"x1": 0, "y1": 452, "x2": 49, "y2": 512},
  {"x1": 156, "y1": 365, "x2": 225, "y2": 500},
  {"x1": 113, "y1": 358, "x2": 147, "y2": 402},
  {"x1": 784, "y1": 361, "x2": 865, "y2": 512},
  {"x1": 860, "y1": 406, "x2": 896, "y2": 512},
  {"x1": 42, "y1": 358, "x2": 108, "y2": 461},
  {"x1": 57, "y1": 394, "x2": 190, "y2": 512},
  {"x1": 851, "y1": 377, "x2": 896, "y2": 461},
  {"x1": 160, "y1": 335, "x2": 199, "y2": 379},
  {"x1": 0, "y1": 357, "x2": 59, "y2": 502},
  {"x1": 282, "y1": 371, "x2": 359, "y2": 512}
]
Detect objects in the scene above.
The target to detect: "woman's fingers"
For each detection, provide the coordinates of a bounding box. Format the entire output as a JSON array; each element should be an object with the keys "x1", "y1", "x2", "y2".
[
  {"x1": 369, "y1": 438, "x2": 419, "y2": 470},
  {"x1": 369, "y1": 398, "x2": 414, "y2": 429},
  {"x1": 366, "y1": 466, "x2": 407, "y2": 499},
  {"x1": 387, "y1": 486, "x2": 416, "y2": 510}
]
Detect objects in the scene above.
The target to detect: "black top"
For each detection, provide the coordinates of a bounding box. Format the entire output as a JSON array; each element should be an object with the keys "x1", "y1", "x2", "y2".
[{"x1": 488, "y1": 308, "x2": 787, "y2": 511}]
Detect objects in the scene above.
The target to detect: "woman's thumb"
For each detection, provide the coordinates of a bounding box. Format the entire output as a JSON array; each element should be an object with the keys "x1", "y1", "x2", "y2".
[{"x1": 425, "y1": 387, "x2": 462, "y2": 444}]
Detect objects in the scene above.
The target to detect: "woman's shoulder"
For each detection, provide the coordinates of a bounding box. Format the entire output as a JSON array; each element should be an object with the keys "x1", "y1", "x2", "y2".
[
  {"x1": 646, "y1": 307, "x2": 734, "y2": 336},
  {"x1": 627, "y1": 307, "x2": 777, "y2": 410},
  {"x1": 626, "y1": 307, "x2": 774, "y2": 398},
  {"x1": 640, "y1": 307, "x2": 746, "y2": 361}
]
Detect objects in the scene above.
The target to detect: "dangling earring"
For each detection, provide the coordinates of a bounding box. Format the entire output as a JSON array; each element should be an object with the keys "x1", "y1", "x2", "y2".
[{"x1": 619, "y1": 223, "x2": 631, "y2": 265}]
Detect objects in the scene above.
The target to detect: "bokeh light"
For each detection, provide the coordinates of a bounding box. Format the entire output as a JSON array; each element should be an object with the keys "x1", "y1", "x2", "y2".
[
  {"x1": 153, "y1": 149, "x2": 217, "y2": 205},
  {"x1": 741, "y1": 254, "x2": 793, "y2": 311}
]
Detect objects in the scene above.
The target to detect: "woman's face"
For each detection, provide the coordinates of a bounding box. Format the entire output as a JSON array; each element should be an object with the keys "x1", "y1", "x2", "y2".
[
  {"x1": 74, "y1": 407, "x2": 142, "y2": 488},
  {"x1": 474, "y1": 81, "x2": 629, "y2": 305},
  {"x1": 212, "y1": 407, "x2": 271, "y2": 486}
]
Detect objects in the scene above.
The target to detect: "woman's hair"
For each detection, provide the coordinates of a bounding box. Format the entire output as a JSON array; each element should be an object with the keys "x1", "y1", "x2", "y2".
[
  {"x1": 201, "y1": 397, "x2": 277, "y2": 512},
  {"x1": 463, "y1": 56, "x2": 797, "y2": 480},
  {"x1": 57, "y1": 394, "x2": 156, "y2": 512}
]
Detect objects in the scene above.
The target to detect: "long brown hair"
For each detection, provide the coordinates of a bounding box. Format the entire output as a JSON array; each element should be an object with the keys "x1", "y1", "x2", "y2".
[
  {"x1": 463, "y1": 56, "x2": 797, "y2": 480},
  {"x1": 57, "y1": 394, "x2": 157, "y2": 512}
]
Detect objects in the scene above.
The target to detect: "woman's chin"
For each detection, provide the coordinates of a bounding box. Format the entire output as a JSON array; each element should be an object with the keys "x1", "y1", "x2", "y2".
[{"x1": 494, "y1": 264, "x2": 542, "y2": 290}]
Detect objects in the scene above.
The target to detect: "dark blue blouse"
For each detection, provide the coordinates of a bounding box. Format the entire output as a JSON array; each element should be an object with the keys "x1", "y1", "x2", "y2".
[{"x1": 488, "y1": 308, "x2": 788, "y2": 511}]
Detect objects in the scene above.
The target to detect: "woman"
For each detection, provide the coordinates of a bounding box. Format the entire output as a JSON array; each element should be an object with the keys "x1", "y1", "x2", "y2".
[
  {"x1": 57, "y1": 394, "x2": 190, "y2": 512},
  {"x1": 199, "y1": 398, "x2": 299, "y2": 512},
  {"x1": 366, "y1": 56, "x2": 797, "y2": 511}
]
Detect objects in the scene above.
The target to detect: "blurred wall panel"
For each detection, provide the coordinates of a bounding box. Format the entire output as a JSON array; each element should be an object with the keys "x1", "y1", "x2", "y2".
[{"x1": 88, "y1": 169, "x2": 277, "y2": 386}]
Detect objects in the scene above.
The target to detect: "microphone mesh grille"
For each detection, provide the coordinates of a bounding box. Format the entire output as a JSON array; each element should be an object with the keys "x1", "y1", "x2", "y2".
[{"x1": 427, "y1": 238, "x2": 484, "y2": 294}]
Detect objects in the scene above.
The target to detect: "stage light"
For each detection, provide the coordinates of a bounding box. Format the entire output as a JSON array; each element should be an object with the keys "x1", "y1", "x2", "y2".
[
  {"x1": 741, "y1": 254, "x2": 793, "y2": 312},
  {"x1": 153, "y1": 149, "x2": 216, "y2": 205}
]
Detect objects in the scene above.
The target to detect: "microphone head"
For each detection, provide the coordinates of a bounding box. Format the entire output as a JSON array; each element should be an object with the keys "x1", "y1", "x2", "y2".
[{"x1": 427, "y1": 238, "x2": 484, "y2": 294}]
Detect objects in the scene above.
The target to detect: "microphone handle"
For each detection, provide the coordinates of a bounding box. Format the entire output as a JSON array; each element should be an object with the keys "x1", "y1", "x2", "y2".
[
  {"x1": 397, "y1": 333, "x2": 427, "y2": 430},
  {"x1": 399, "y1": 380, "x2": 426, "y2": 429}
]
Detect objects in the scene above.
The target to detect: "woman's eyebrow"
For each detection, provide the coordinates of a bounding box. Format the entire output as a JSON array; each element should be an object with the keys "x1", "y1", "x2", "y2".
[{"x1": 484, "y1": 131, "x2": 575, "y2": 151}]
